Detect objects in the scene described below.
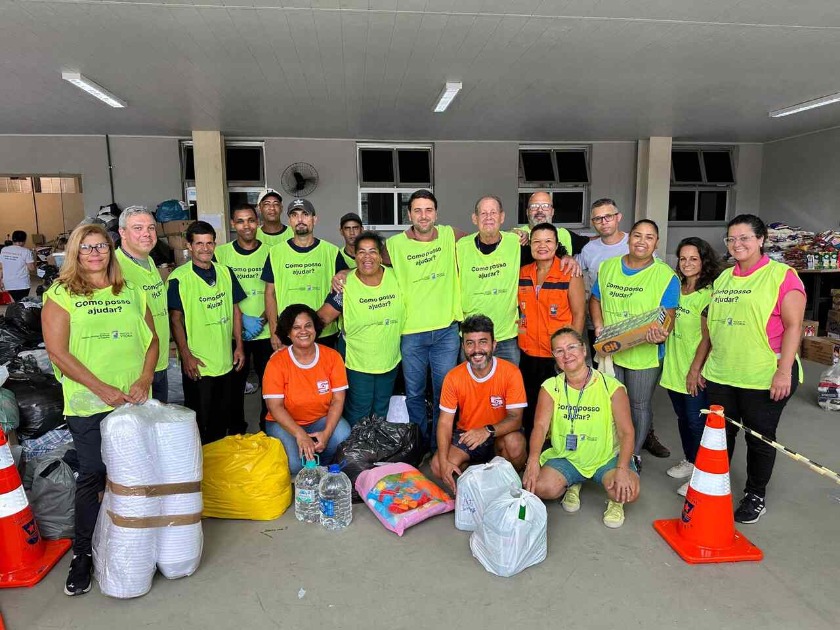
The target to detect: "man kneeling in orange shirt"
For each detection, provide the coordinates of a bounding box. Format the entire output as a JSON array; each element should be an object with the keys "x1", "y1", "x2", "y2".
[{"x1": 432, "y1": 314, "x2": 528, "y2": 493}]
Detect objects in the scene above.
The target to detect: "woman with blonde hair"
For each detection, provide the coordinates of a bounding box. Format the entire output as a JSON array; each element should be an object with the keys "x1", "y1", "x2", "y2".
[{"x1": 42, "y1": 223, "x2": 158, "y2": 597}]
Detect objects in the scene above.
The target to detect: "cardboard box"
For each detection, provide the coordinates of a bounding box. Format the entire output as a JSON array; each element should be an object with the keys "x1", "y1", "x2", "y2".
[
  {"x1": 162, "y1": 220, "x2": 194, "y2": 237},
  {"x1": 155, "y1": 222, "x2": 166, "y2": 236},
  {"x1": 801, "y1": 336, "x2": 840, "y2": 366},
  {"x1": 163, "y1": 235, "x2": 190, "y2": 266},
  {"x1": 31, "y1": 234, "x2": 46, "y2": 246},
  {"x1": 827, "y1": 310, "x2": 840, "y2": 340},
  {"x1": 802, "y1": 319, "x2": 819, "y2": 338},
  {"x1": 594, "y1": 307, "x2": 673, "y2": 355}
]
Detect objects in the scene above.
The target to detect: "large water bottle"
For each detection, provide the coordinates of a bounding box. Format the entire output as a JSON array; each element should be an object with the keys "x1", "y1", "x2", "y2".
[
  {"x1": 294, "y1": 458, "x2": 324, "y2": 523},
  {"x1": 319, "y1": 464, "x2": 352, "y2": 530}
]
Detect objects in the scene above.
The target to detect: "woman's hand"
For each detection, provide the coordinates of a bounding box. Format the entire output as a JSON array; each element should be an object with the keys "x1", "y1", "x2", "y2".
[
  {"x1": 770, "y1": 367, "x2": 793, "y2": 401},
  {"x1": 96, "y1": 384, "x2": 132, "y2": 408},
  {"x1": 296, "y1": 430, "x2": 318, "y2": 462},
  {"x1": 523, "y1": 458, "x2": 541, "y2": 494},
  {"x1": 645, "y1": 323, "x2": 669, "y2": 344},
  {"x1": 686, "y1": 367, "x2": 705, "y2": 396},
  {"x1": 126, "y1": 375, "x2": 152, "y2": 404},
  {"x1": 607, "y1": 467, "x2": 638, "y2": 503},
  {"x1": 308, "y1": 430, "x2": 329, "y2": 453}
]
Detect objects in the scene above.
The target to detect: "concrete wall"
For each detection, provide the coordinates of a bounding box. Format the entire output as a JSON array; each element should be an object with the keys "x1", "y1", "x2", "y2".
[{"x1": 761, "y1": 128, "x2": 840, "y2": 232}]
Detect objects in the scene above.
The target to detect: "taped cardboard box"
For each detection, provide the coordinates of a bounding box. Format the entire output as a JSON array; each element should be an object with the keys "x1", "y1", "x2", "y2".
[
  {"x1": 801, "y1": 336, "x2": 840, "y2": 366},
  {"x1": 827, "y1": 310, "x2": 840, "y2": 340},
  {"x1": 162, "y1": 220, "x2": 194, "y2": 237},
  {"x1": 594, "y1": 307, "x2": 673, "y2": 355}
]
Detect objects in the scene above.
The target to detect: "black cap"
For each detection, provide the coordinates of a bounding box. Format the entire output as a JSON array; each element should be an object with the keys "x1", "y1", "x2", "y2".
[
  {"x1": 287, "y1": 198, "x2": 316, "y2": 216},
  {"x1": 340, "y1": 212, "x2": 363, "y2": 228}
]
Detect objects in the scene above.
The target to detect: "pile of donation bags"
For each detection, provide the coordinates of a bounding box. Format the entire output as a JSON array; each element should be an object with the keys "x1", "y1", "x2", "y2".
[
  {"x1": 93, "y1": 400, "x2": 203, "y2": 598},
  {"x1": 455, "y1": 457, "x2": 547, "y2": 577}
]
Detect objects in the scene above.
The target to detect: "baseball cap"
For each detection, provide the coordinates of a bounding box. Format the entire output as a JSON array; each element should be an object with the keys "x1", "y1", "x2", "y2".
[
  {"x1": 257, "y1": 188, "x2": 283, "y2": 205},
  {"x1": 287, "y1": 198, "x2": 316, "y2": 216},
  {"x1": 340, "y1": 212, "x2": 363, "y2": 228}
]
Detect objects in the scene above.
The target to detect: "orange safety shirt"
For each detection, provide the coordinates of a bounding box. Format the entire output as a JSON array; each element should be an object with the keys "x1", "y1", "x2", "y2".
[{"x1": 517, "y1": 257, "x2": 574, "y2": 358}]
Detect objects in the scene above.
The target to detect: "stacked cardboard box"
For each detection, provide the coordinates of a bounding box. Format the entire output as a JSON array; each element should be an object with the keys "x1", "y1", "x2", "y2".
[
  {"x1": 802, "y1": 336, "x2": 840, "y2": 366},
  {"x1": 158, "y1": 220, "x2": 193, "y2": 266},
  {"x1": 827, "y1": 310, "x2": 840, "y2": 340}
]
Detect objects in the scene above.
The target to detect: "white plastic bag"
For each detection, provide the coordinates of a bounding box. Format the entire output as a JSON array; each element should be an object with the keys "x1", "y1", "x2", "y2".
[
  {"x1": 455, "y1": 457, "x2": 521, "y2": 531},
  {"x1": 817, "y1": 362, "x2": 840, "y2": 411},
  {"x1": 469, "y1": 488, "x2": 547, "y2": 578}
]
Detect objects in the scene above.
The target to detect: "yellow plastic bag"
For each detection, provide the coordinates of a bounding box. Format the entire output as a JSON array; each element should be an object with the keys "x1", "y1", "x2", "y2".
[{"x1": 202, "y1": 432, "x2": 292, "y2": 520}]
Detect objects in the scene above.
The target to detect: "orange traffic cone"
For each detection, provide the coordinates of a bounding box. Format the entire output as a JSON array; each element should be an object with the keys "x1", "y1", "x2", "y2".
[
  {"x1": 0, "y1": 428, "x2": 72, "y2": 588},
  {"x1": 653, "y1": 405, "x2": 763, "y2": 564}
]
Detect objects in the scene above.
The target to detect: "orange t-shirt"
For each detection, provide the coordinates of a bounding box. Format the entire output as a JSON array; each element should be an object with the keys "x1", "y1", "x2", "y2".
[
  {"x1": 439, "y1": 358, "x2": 527, "y2": 431},
  {"x1": 262, "y1": 344, "x2": 349, "y2": 426}
]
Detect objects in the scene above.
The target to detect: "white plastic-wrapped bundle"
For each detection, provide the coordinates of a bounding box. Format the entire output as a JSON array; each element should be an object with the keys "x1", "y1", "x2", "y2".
[
  {"x1": 96, "y1": 405, "x2": 159, "y2": 598},
  {"x1": 154, "y1": 405, "x2": 203, "y2": 579},
  {"x1": 455, "y1": 457, "x2": 522, "y2": 532},
  {"x1": 93, "y1": 401, "x2": 203, "y2": 598}
]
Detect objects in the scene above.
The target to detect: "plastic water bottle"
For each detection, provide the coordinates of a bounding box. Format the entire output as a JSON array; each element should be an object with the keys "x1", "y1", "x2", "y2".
[
  {"x1": 294, "y1": 459, "x2": 324, "y2": 523},
  {"x1": 319, "y1": 464, "x2": 352, "y2": 530}
]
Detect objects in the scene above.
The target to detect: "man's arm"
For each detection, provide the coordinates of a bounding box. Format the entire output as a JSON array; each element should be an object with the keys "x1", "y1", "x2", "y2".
[
  {"x1": 264, "y1": 282, "x2": 281, "y2": 350},
  {"x1": 568, "y1": 275, "x2": 586, "y2": 334}
]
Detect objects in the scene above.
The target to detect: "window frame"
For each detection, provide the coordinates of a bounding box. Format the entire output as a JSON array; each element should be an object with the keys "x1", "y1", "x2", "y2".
[
  {"x1": 668, "y1": 145, "x2": 736, "y2": 226},
  {"x1": 517, "y1": 144, "x2": 591, "y2": 229},
  {"x1": 357, "y1": 143, "x2": 434, "y2": 230}
]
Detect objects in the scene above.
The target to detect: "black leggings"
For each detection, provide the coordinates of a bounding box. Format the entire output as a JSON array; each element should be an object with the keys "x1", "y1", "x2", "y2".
[
  {"x1": 66, "y1": 412, "x2": 109, "y2": 555},
  {"x1": 705, "y1": 362, "x2": 798, "y2": 498}
]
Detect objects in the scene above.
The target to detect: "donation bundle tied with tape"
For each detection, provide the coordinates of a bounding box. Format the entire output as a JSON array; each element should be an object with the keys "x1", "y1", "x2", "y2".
[{"x1": 594, "y1": 307, "x2": 672, "y2": 355}]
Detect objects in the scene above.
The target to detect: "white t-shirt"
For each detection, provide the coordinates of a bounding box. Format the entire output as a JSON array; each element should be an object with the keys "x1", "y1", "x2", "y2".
[
  {"x1": 577, "y1": 233, "x2": 629, "y2": 293},
  {"x1": 1, "y1": 245, "x2": 34, "y2": 290}
]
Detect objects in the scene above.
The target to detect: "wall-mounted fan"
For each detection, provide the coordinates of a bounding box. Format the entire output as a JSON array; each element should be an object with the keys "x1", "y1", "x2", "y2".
[{"x1": 280, "y1": 162, "x2": 319, "y2": 197}]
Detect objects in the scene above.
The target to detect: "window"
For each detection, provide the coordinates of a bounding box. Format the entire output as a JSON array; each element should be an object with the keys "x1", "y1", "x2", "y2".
[
  {"x1": 357, "y1": 144, "x2": 433, "y2": 228},
  {"x1": 669, "y1": 147, "x2": 735, "y2": 223},
  {"x1": 181, "y1": 141, "x2": 266, "y2": 219},
  {"x1": 517, "y1": 146, "x2": 590, "y2": 226}
]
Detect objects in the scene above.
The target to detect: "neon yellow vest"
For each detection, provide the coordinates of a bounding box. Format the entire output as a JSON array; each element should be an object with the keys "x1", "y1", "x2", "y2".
[
  {"x1": 387, "y1": 225, "x2": 463, "y2": 334},
  {"x1": 519, "y1": 224, "x2": 573, "y2": 257},
  {"x1": 539, "y1": 370, "x2": 623, "y2": 476},
  {"x1": 214, "y1": 241, "x2": 270, "y2": 341},
  {"x1": 703, "y1": 261, "x2": 802, "y2": 389},
  {"x1": 45, "y1": 283, "x2": 152, "y2": 417},
  {"x1": 660, "y1": 287, "x2": 711, "y2": 394},
  {"x1": 456, "y1": 232, "x2": 520, "y2": 341},
  {"x1": 268, "y1": 239, "x2": 339, "y2": 337},
  {"x1": 115, "y1": 248, "x2": 169, "y2": 372},
  {"x1": 598, "y1": 257, "x2": 677, "y2": 370},
  {"x1": 340, "y1": 248, "x2": 357, "y2": 270},
  {"x1": 256, "y1": 226, "x2": 293, "y2": 247},
  {"x1": 343, "y1": 268, "x2": 404, "y2": 373},
  {"x1": 168, "y1": 262, "x2": 234, "y2": 377}
]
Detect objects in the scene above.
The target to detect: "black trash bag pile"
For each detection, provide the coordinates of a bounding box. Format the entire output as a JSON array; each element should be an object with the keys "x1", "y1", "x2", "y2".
[
  {"x1": 36, "y1": 264, "x2": 60, "y2": 297},
  {"x1": 0, "y1": 322, "x2": 30, "y2": 365},
  {"x1": 334, "y1": 415, "x2": 425, "y2": 501},
  {"x1": 4, "y1": 298, "x2": 43, "y2": 342},
  {"x1": 4, "y1": 374, "x2": 65, "y2": 440}
]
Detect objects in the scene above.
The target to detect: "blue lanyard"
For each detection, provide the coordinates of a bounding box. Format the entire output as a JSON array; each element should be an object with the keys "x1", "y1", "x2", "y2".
[{"x1": 562, "y1": 367, "x2": 592, "y2": 433}]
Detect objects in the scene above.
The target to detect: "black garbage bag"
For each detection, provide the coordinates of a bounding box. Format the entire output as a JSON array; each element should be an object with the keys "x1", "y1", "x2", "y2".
[
  {"x1": 4, "y1": 374, "x2": 65, "y2": 440},
  {"x1": 335, "y1": 415, "x2": 424, "y2": 501},
  {"x1": 4, "y1": 298, "x2": 43, "y2": 341},
  {"x1": 28, "y1": 455, "x2": 76, "y2": 540},
  {"x1": 0, "y1": 321, "x2": 29, "y2": 365}
]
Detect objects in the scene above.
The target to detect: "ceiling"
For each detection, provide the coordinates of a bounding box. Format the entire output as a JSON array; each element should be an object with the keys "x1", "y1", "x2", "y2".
[{"x1": 3, "y1": 0, "x2": 840, "y2": 142}]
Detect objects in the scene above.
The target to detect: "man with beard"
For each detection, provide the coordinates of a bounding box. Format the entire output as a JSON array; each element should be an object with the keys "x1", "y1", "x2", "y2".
[
  {"x1": 256, "y1": 189, "x2": 293, "y2": 247},
  {"x1": 215, "y1": 203, "x2": 273, "y2": 432},
  {"x1": 263, "y1": 198, "x2": 342, "y2": 349},
  {"x1": 432, "y1": 315, "x2": 528, "y2": 493},
  {"x1": 115, "y1": 206, "x2": 171, "y2": 401}
]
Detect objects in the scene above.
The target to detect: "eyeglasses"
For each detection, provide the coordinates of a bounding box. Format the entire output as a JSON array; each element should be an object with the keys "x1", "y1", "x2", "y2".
[
  {"x1": 591, "y1": 213, "x2": 619, "y2": 224},
  {"x1": 528, "y1": 203, "x2": 552, "y2": 211},
  {"x1": 723, "y1": 235, "x2": 757, "y2": 246},
  {"x1": 552, "y1": 343, "x2": 584, "y2": 357},
  {"x1": 78, "y1": 242, "x2": 111, "y2": 255}
]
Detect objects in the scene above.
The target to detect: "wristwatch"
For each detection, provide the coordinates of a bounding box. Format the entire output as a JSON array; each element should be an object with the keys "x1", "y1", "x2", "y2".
[{"x1": 485, "y1": 424, "x2": 496, "y2": 437}]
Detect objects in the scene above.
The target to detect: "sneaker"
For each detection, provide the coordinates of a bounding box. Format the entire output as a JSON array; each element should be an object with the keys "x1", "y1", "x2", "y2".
[
  {"x1": 244, "y1": 381, "x2": 258, "y2": 395},
  {"x1": 677, "y1": 481, "x2": 689, "y2": 497},
  {"x1": 643, "y1": 431, "x2": 671, "y2": 458},
  {"x1": 734, "y1": 492, "x2": 766, "y2": 524},
  {"x1": 667, "y1": 459, "x2": 694, "y2": 479},
  {"x1": 64, "y1": 553, "x2": 93, "y2": 596},
  {"x1": 603, "y1": 500, "x2": 625, "y2": 528},
  {"x1": 561, "y1": 483, "x2": 582, "y2": 513}
]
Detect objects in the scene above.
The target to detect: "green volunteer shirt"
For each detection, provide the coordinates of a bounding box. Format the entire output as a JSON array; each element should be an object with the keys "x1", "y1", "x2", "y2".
[
  {"x1": 660, "y1": 287, "x2": 711, "y2": 394},
  {"x1": 215, "y1": 241, "x2": 270, "y2": 341}
]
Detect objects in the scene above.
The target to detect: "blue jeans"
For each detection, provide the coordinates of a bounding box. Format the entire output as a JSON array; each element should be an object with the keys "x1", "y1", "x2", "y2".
[
  {"x1": 400, "y1": 322, "x2": 460, "y2": 445},
  {"x1": 666, "y1": 388, "x2": 708, "y2": 463},
  {"x1": 345, "y1": 367, "x2": 399, "y2": 426},
  {"x1": 265, "y1": 416, "x2": 352, "y2": 476},
  {"x1": 459, "y1": 337, "x2": 520, "y2": 366}
]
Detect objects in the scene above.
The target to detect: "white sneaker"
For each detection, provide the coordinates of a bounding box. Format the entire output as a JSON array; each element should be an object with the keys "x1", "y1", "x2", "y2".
[
  {"x1": 666, "y1": 459, "x2": 694, "y2": 479},
  {"x1": 677, "y1": 481, "x2": 689, "y2": 497}
]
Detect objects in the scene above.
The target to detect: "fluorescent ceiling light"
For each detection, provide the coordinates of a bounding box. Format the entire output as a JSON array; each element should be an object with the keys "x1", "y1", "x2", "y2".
[
  {"x1": 769, "y1": 91, "x2": 840, "y2": 118},
  {"x1": 433, "y1": 81, "x2": 462, "y2": 113},
  {"x1": 61, "y1": 72, "x2": 126, "y2": 108}
]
